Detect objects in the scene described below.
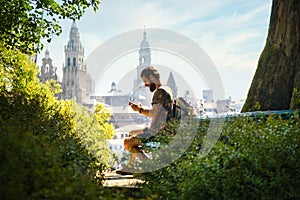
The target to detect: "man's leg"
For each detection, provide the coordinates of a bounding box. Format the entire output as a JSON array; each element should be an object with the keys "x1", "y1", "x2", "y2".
[
  {"x1": 116, "y1": 137, "x2": 144, "y2": 175},
  {"x1": 124, "y1": 137, "x2": 148, "y2": 166}
]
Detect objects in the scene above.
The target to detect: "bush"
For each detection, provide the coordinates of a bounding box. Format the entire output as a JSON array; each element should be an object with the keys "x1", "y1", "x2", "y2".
[
  {"x1": 0, "y1": 45, "x2": 114, "y2": 199},
  {"x1": 137, "y1": 115, "x2": 300, "y2": 199}
]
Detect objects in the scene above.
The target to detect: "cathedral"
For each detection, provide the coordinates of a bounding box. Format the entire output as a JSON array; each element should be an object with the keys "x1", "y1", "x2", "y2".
[
  {"x1": 39, "y1": 22, "x2": 94, "y2": 105},
  {"x1": 38, "y1": 23, "x2": 177, "y2": 108}
]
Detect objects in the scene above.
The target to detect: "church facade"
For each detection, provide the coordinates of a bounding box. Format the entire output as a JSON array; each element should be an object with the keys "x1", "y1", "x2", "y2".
[{"x1": 39, "y1": 22, "x2": 94, "y2": 105}]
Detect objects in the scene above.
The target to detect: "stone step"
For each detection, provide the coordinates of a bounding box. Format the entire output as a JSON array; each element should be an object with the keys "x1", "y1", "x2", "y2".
[{"x1": 102, "y1": 171, "x2": 144, "y2": 188}]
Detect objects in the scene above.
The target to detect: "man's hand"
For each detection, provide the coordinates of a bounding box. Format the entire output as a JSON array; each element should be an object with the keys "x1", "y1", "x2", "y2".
[{"x1": 128, "y1": 101, "x2": 142, "y2": 112}]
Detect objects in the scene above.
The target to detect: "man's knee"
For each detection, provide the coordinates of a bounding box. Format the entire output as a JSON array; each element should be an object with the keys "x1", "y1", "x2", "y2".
[{"x1": 124, "y1": 138, "x2": 132, "y2": 151}]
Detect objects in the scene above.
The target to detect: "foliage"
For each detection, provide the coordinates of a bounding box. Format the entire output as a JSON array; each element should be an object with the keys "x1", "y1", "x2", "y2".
[
  {"x1": 0, "y1": 0, "x2": 100, "y2": 54},
  {"x1": 72, "y1": 102, "x2": 115, "y2": 169},
  {"x1": 136, "y1": 115, "x2": 300, "y2": 199},
  {"x1": 2, "y1": 43, "x2": 299, "y2": 199},
  {"x1": 0, "y1": 45, "x2": 115, "y2": 199}
]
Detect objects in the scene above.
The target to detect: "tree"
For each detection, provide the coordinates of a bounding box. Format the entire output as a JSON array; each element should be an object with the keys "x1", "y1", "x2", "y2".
[
  {"x1": 0, "y1": 44, "x2": 115, "y2": 199},
  {"x1": 242, "y1": 0, "x2": 300, "y2": 112},
  {"x1": 0, "y1": 1, "x2": 121, "y2": 198},
  {"x1": 72, "y1": 103, "x2": 115, "y2": 168},
  {"x1": 0, "y1": 0, "x2": 100, "y2": 54}
]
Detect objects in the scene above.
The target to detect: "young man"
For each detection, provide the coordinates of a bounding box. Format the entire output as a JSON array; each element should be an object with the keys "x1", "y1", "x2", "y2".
[{"x1": 116, "y1": 66, "x2": 173, "y2": 175}]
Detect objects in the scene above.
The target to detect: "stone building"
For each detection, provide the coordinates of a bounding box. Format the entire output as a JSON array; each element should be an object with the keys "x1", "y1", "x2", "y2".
[
  {"x1": 134, "y1": 29, "x2": 151, "y2": 90},
  {"x1": 61, "y1": 22, "x2": 94, "y2": 104},
  {"x1": 38, "y1": 49, "x2": 59, "y2": 84}
]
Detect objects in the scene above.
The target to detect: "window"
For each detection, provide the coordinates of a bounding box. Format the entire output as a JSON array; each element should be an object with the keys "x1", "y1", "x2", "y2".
[
  {"x1": 73, "y1": 58, "x2": 76, "y2": 66},
  {"x1": 67, "y1": 58, "x2": 70, "y2": 66},
  {"x1": 45, "y1": 64, "x2": 49, "y2": 72}
]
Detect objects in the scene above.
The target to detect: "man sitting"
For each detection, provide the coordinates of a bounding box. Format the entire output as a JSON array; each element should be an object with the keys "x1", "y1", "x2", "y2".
[{"x1": 116, "y1": 66, "x2": 173, "y2": 175}]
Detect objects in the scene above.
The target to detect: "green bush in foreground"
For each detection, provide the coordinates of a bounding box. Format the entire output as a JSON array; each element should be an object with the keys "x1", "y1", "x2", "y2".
[
  {"x1": 0, "y1": 45, "x2": 114, "y2": 199},
  {"x1": 138, "y1": 115, "x2": 300, "y2": 199}
]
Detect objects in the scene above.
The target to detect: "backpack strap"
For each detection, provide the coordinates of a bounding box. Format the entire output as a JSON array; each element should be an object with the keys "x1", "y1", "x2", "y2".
[
  {"x1": 172, "y1": 99, "x2": 177, "y2": 119},
  {"x1": 167, "y1": 99, "x2": 181, "y2": 121}
]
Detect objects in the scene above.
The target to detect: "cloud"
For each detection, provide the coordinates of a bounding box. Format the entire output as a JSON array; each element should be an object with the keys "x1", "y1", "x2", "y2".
[{"x1": 176, "y1": 1, "x2": 271, "y2": 71}]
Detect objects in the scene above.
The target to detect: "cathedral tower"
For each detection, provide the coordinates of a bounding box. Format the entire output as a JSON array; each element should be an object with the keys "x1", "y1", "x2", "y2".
[
  {"x1": 39, "y1": 48, "x2": 58, "y2": 83},
  {"x1": 131, "y1": 28, "x2": 152, "y2": 106},
  {"x1": 134, "y1": 28, "x2": 151, "y2": 90},
  {"x1": 61, "y1": 22, "x2": 87, "y2": 104}
]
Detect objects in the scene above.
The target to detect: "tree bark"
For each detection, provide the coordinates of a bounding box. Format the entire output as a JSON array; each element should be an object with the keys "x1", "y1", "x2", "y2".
[{"x1": 242, "y1": 0, "x2": 300, "y2": 112}]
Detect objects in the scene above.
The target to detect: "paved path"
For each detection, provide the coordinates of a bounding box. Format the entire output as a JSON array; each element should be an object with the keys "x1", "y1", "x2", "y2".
[{"x1": 102, "y1": 171, "x2": 144, "y2": 188}]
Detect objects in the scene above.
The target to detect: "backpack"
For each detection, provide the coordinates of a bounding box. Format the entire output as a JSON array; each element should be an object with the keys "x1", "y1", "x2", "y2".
[
  {"x1": 169, "y1": 97, "x2": 194, "y2": 121},
  {"x1": 157, "y1": 86, "x2": 194, "y2": 121}
]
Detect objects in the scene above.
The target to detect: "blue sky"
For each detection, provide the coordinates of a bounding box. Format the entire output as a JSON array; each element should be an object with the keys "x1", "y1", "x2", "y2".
[{"x1": 38, "y1": 0, "x2": 273, "y2": 100}]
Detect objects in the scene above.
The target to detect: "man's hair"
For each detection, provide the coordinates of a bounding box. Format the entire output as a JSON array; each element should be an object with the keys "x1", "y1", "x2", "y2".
[{"x1": 141, "y1": 66, "x2": 160, "y2": 80}]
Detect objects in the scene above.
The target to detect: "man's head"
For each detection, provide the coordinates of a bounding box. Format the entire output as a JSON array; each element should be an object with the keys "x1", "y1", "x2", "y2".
[{"x1": 141, "y1": 66, "x2": 161, "y2": 92}]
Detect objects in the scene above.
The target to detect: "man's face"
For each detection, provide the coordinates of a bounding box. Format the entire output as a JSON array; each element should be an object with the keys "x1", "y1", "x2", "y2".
[{"x1": 142, "y1": 75, "x2": 156, "y2": 92}]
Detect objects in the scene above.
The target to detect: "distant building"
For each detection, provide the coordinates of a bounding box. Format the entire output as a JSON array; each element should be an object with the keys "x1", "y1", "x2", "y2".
[
  {"x1": 38, "y1": 49, "x2": 62, "y2": 98},
  {"x1": 38, "y1": 49, "x2": 59, "y2": 84},
  {"x1": 100, "y1": 82, "x2": 130, "y2": 107},
  {"x1": 203, "y1": 89, "x2": 214, "y2": 103},
  {"x1": 61, "y1": 22, "x2": 94, "y2": 104},
  {"x1": 217, "y1": 99, "x2": 230, "y2": 113},
  {"x1": 86, "y1": 73, "x2": 95, "y2": 101},
  {"x1": 134, "y1": 28, "x2": 151, "y2": 90},
  {"x1": 131, "y1": 28, "x2": 153, "y2": 107}
]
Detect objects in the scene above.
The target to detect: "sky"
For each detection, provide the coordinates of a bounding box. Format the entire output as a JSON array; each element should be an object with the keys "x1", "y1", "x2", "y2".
[{"x1": 37, "y1": 0, "x2": 273, "y2": 100}]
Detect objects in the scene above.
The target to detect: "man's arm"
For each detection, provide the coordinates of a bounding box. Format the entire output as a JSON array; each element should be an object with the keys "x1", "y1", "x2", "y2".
[{"x1": 129, "y1": 101, "x2": 151, "y2": 117}]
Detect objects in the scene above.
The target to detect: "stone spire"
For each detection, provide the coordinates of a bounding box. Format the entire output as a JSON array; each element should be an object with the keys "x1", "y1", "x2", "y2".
[
  {"x1": 132, "y1": 26, "x2": 153, "y2": 105},
  {"x1": 45, "y1": 47, "x2": 50, "y2": 59},
  {"x1": 134, "y1": 26, "x2": 152, "y2": 91},
  {"x1": 66, "y1": 21, "x2": 84, "y2": 53},
  {"x1": 61, "y1": 21, "x2": 87, "y2": 104},
  {"x1": 167, "y1": 71, "x2": 178, "y2": 98},
  {"x1": 138, "y1": 26, "x2": 151, "y2": 66}
]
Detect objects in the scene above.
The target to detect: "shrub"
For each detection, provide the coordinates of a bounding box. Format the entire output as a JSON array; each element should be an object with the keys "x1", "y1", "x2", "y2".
[
  {"x1": 0, "y1": 45, "x2": 114, "y2": 199},
  {"x1": 137, "y1": 115, "x2": 300, "y2": 199}
]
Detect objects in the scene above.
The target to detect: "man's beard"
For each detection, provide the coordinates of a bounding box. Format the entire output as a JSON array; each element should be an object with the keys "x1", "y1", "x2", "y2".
[{"x1": 149, "y1": 83, "x2": 156, "y2": 92}]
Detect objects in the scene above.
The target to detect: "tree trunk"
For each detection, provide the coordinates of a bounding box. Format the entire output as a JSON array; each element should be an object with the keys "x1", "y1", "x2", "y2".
[{"x1": 242, "y1": 0, "x2": 300, "y2": 112}]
